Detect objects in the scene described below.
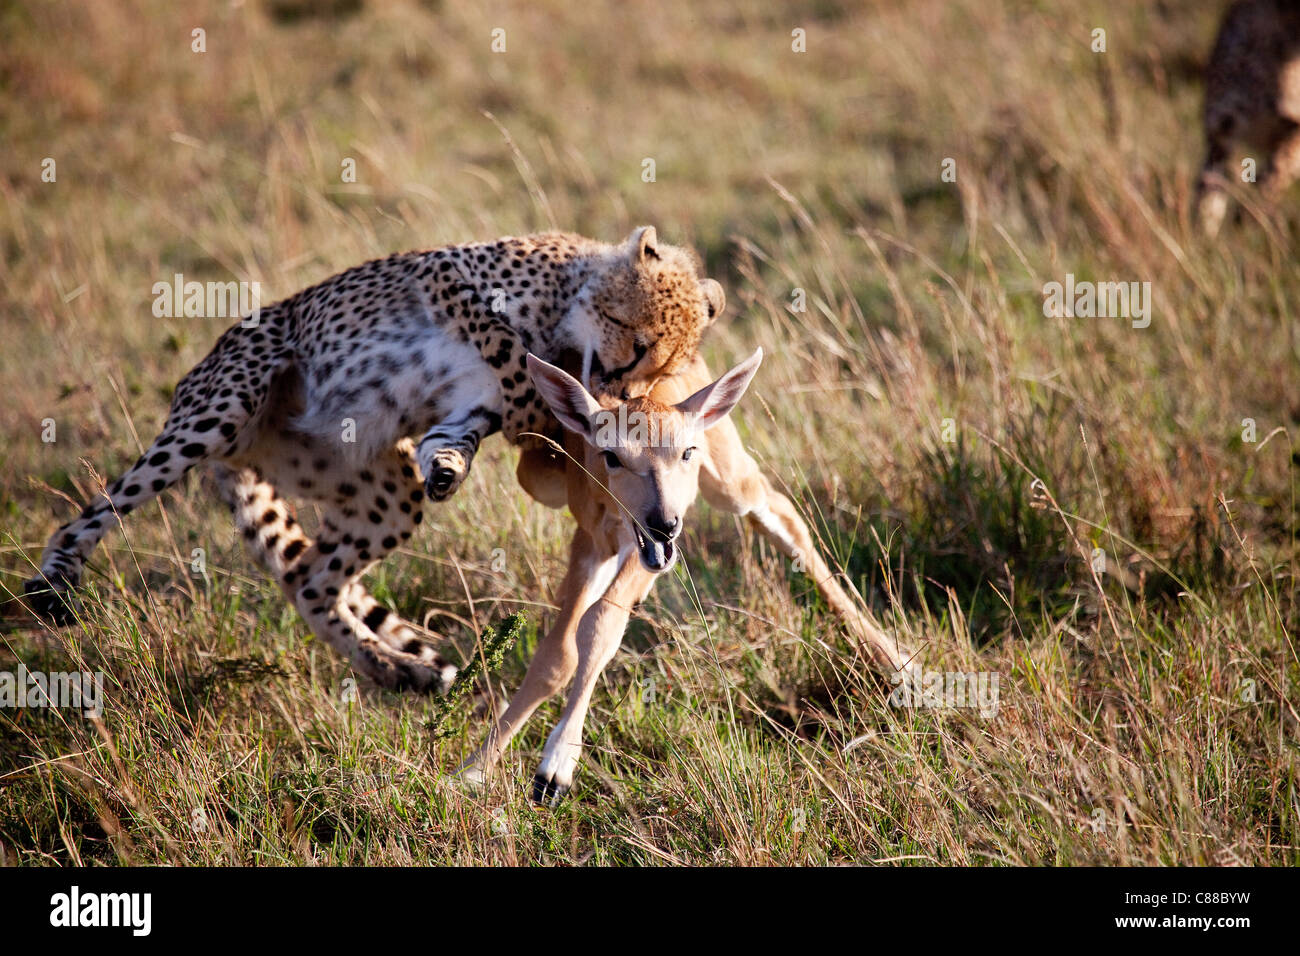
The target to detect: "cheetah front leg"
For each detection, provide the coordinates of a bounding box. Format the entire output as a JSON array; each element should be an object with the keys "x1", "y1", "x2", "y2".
[
  {"x1": 416, "y1": 401, "x2": 502, "y2": 502},
  {"x1": 1195, "y1": 131, "x2": 1233, "y2": 239}
]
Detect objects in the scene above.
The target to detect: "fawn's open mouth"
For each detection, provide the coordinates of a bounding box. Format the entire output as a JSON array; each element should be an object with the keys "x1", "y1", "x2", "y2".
[{"x1": 634, "y1": 525, "x2": 676, "y2": 573}]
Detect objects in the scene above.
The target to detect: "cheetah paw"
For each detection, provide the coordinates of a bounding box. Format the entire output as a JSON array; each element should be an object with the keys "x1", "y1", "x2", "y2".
[
  {"x1": 362, "y1": 648, "x2": 457, "y2": 695},
  {"x1": 425, "y1": 449, "x2": 471, "y2": 502},
  {"x1": 22, "y1": 574, "x2": 79, "y2": 626}
]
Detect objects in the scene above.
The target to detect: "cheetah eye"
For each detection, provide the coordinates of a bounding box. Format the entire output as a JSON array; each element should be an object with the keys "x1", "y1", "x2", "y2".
[
  {"x1": 602, "y1": 450, "x2": 622, "y2": 470},
  {"x1": 682, "y1": 447, "x2": 696, "y2": 462}
]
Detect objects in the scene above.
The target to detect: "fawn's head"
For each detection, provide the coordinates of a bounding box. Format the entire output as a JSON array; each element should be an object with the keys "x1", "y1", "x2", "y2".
[{"x1": 527, "y1": 349, "x2": 763, "y2": 573}]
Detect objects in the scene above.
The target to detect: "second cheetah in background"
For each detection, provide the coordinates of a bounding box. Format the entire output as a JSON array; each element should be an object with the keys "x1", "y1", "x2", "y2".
[{"x1": 1195, "y1": 0, "x2": 1300, "y2": 237}]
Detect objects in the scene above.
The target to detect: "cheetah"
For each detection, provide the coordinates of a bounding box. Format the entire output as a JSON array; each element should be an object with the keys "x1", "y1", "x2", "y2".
[
  {"x1": 22, "y1": 226, "x2": 724, "y2": 693},
  {"x1": 1195, "y1": 0, "x2": 1300, "y2": 237}
]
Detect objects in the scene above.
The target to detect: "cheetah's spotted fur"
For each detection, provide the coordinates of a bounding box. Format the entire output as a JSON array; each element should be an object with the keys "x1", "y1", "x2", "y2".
[{"x1": 23, "y1": 226, "x2": 723, "y2": 693}]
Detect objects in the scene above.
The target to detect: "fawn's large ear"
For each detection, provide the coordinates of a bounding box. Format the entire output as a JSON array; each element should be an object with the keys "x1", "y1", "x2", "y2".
[
  {"x1": 700, "y1": 278, "x2": 725, "y2": 325},
  {"x1": 675, "y1": 348, "x2": 763, "y2": 432},
  {"x1": 627, "y1": 225, "x2": 658, "y2": 263},
  {"x1": 527, "y1": 353, "x2": 603, "y2": 439}
]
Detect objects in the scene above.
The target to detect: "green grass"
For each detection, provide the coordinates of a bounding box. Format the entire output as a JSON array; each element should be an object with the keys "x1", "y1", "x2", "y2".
[{"x1": 0, "y1": 0, "x2": 1297, "y2": 865}]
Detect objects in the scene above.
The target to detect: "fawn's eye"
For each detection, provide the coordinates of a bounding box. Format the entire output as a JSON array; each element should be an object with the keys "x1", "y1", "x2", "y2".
[
  {"x1": 602, "y1": 450, "x2": 622, "y2": 470},
  {"x1": 682, "y1": 447, "x2": 696, "y2": 462}
]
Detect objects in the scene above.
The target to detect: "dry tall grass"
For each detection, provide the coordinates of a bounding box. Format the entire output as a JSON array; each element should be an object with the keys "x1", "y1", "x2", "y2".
[{"x1": 1, "y1": 0, "x2": 1295, "y2": 865}]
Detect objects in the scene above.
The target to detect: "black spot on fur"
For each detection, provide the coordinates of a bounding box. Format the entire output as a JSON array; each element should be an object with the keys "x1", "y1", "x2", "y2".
[{"x1": 362, "y1": 605, "x2": 389, "y2": 631}]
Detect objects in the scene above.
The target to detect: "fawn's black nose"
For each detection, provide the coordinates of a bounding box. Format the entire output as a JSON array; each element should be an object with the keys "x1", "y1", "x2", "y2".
[{"x1": 645, "y1": 511, "x2": 680, "y2": 542}]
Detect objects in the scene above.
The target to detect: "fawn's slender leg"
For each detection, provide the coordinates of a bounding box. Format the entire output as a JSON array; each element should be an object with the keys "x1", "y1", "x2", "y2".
[
  {"x1": 532, "y1": 544, "x2": 656, "y2": 804},
  {"x1": 459, "y1": 528, "x2": 620, "y2": 782},
  {"x1": 698, "y1": 414, "x2": 917, "y2": 675}
]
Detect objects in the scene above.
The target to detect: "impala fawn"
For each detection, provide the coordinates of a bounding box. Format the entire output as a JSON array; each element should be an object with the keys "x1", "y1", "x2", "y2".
[{"x1": 462, "y1": 348, "x2": 914, "y2": 803}]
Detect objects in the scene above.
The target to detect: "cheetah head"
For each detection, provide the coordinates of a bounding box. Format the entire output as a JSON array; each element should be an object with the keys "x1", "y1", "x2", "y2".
[{"x1": 563, "y1": 226, "x2": 724, "y2": 399}]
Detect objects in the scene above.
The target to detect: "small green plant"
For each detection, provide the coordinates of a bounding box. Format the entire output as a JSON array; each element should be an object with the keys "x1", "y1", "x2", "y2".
[{"x1": 425, "y1": 613, "x2": 525, "y2": 738}]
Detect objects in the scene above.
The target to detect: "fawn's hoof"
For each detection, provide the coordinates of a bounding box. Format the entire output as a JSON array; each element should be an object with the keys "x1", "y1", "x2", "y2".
[{"x1": 530, "y1": 772, "x2": 570, "y2": 808}]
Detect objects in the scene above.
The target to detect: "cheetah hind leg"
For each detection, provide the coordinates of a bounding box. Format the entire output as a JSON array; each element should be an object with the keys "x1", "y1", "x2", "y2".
[
  {"x1": 286, "y1": 515, "x2": 457, "y2": 694},
  {"x1": 219, "y1": 446, "x2": 456, "y2": 695},
  {"x1": 341, "y1": 582, "x2": 456, "y2": 686},
  {"x1": 216, "y1": 459, "x2": 453, "y2": 669}
]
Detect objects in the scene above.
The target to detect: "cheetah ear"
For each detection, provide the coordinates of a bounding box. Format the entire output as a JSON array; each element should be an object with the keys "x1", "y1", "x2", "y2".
[
  {"x1": 700, "y1": 278, "x2": 725, "y2": 324},
  {"x1": 628, "y1": 225, "x2": 659, "y2": 263},
  {"x1": 526, "y1": 353, "x2": 603, "y2": 440}
]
